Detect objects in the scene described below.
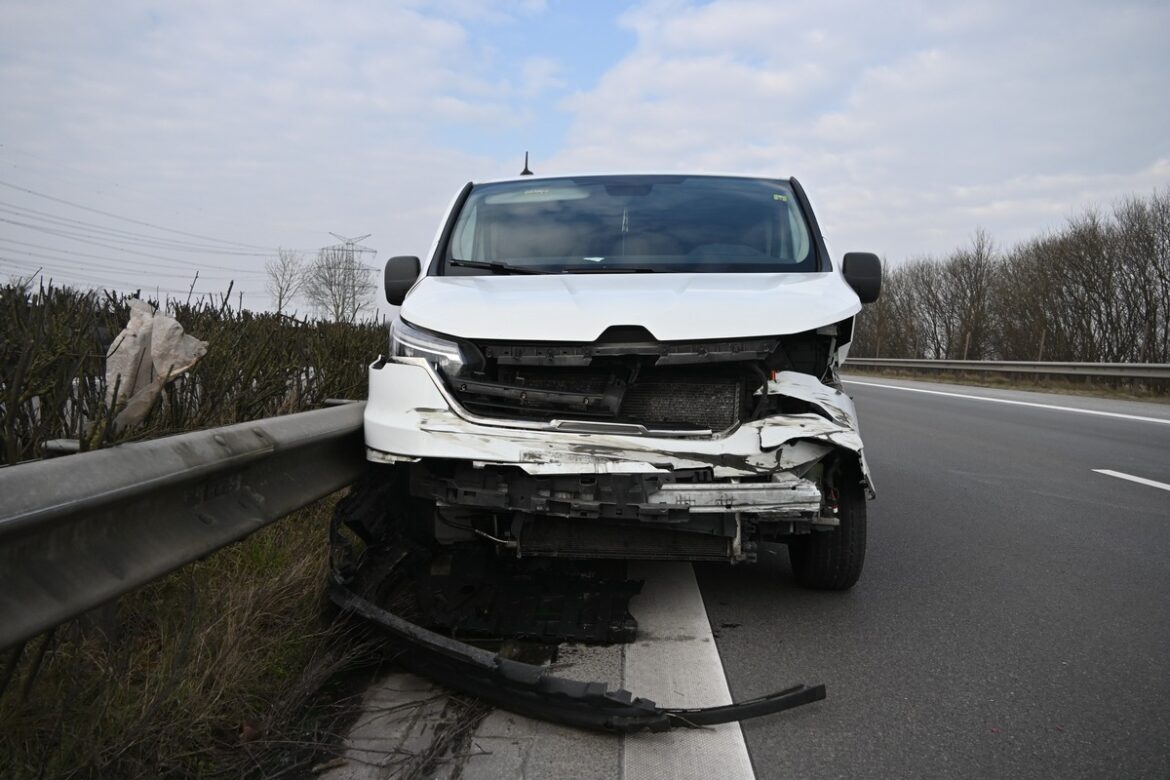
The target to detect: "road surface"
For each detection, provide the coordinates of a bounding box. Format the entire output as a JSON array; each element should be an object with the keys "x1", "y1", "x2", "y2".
[
  {"x1": 328, "y1": 376, "x2": 1170, "y2": 779},
  {"x1": 702, "y1": 376, "x2": 1170, "y2": 778}
]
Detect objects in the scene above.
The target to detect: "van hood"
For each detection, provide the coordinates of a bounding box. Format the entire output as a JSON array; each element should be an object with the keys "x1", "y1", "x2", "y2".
[{"x1": 401, "y1": 272, "x2": 861, "y2": 342}]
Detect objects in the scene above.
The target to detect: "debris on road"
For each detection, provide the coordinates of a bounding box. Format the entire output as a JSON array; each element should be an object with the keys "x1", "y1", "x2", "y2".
[{"x1": 328, "y1": 477, "x2": 826, "y2": 734}]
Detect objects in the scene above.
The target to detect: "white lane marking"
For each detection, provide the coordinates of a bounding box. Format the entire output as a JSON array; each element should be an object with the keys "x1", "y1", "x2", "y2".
[
  {"x1": 843, "y1": 379, "x2": 1170, "y2": 426},
  {"x1": 623, "y1": 562, "x2": 755, "y2": 780},
  {"x1": 1092, "y1": 469, "x2": 1170, "y2": 493}
]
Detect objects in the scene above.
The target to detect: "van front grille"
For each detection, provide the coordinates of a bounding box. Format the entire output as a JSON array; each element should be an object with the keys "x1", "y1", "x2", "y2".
[{"x1": 451, "y1": 366, "x2": 746, "y2": 432}]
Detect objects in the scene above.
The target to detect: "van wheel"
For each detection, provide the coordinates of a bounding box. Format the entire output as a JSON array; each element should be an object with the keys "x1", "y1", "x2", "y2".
[{"x1": 787, "y1": 468, "x2": 866, "y2": 590}]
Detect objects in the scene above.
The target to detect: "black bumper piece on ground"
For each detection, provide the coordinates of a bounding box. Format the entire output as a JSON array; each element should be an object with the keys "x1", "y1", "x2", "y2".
[{"x1": 328, "y1": 579, "x2": 826, "y2": 734}]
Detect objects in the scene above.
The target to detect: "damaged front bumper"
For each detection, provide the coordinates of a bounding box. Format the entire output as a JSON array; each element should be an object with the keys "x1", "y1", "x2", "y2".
[
  {"x1": 365, "y1": 360, "x2": 872, "y2": 561},
  {"x1": 366, "y1": 360, "x2": 871, "y2": 481}
]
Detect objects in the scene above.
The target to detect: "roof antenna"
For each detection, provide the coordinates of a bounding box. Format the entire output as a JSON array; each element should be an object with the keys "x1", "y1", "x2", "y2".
[{"x1": 520, "y1": 151, "x2": 533, "y2": 176}]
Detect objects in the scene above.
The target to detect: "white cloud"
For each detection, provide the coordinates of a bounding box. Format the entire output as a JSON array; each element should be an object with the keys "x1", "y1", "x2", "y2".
[
  {"x1": 0, "y1": 1, "x2": 541, "y2": 305},
  {"x1": 549, "y1": 0, "x2": 1170, "y2": 262}
]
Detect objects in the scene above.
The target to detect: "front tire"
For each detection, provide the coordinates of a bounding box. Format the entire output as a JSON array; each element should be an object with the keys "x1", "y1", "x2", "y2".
[{"x1": 788, "y1": 464, "x2": 867, "y2": 590}]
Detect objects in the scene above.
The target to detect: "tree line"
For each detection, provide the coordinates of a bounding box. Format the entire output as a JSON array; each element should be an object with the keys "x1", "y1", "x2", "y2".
[{"x1": 849, "y1": 188, "x2": 1170, "y2": 364}]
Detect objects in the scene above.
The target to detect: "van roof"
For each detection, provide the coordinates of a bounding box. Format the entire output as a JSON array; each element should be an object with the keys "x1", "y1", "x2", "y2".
[{"x1": 471, "y1": 172, "x2": 793, "y2": 186}]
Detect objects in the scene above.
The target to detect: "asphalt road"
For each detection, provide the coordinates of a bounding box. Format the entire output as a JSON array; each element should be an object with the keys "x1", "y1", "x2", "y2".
[{"x1": 698, "y1": 377, "x2": 1170, "y2": 779}]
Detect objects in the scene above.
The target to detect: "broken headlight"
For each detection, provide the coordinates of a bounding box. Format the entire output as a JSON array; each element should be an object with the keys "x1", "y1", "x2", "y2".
[{"x1": 389, "y1": 318, "x2": 466, "y2": 376}]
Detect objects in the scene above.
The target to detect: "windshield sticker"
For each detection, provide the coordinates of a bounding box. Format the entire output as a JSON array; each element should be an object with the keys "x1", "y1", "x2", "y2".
[{"x1": 773, "y1": 193, "x2": 789, "y2": 201}]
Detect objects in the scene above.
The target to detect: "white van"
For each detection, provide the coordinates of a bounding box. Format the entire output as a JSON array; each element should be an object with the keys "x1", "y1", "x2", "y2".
[{"x1": 366, "y1": 174, "x2": 881, "y2": 589}]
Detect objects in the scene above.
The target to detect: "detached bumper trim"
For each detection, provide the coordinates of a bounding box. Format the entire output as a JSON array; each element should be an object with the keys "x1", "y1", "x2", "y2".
[{"x1": 329, "y1": 580, "x2": 826, "y2": 733}]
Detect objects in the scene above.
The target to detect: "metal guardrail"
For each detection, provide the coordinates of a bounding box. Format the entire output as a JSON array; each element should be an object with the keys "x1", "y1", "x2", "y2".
[
  {"x1": 843, "y1": 358, "x2": 1170, "y2": 380},
  {"x1": 0, "y1": 403, "x2": 366, "y2": 651}
]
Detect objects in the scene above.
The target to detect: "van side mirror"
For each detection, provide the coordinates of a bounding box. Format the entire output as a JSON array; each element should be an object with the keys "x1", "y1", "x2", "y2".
[
  {"x1": 384, "y1": 256, "x2": 421, "y2": 306},
  {"x1": 842, "y1": 252, "x2": 882, "y2": 303}
]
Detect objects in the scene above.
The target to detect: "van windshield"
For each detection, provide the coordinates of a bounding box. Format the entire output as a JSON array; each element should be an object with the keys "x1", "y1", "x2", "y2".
[{"x1": 442, "y1": 175, "x2": 817, "y2": 274}]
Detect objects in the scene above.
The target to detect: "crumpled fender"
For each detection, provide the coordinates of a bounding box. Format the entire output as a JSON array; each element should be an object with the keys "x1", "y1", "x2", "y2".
[{"x1": 764, "y1": 371, "x2": 875, "y2": 497}]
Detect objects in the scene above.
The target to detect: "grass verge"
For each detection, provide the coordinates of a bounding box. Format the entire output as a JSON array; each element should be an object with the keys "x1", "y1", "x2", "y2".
[{"x1": 0, "y1": 495, "x2": 382, "y2": 780}]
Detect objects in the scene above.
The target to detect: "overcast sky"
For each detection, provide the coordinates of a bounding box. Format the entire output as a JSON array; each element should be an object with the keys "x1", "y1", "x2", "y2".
[{"x1": 1, "y1": 0, "x2": 1167, "y2": 310}]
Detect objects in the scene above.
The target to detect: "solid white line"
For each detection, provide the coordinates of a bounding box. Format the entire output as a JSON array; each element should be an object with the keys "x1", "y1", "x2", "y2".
[
  {"x1": 1092, "y1": 469, "x2": 1170, "y2": 493},
  {"x1": 622, "y1": 562, "x2": 755, "y2": 780},
  {"x1": 843, "y1": 379, "x2": 1170, "y2": 426}
]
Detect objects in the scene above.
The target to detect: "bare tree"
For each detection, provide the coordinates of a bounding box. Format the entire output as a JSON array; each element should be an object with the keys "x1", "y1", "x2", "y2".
[
  {"x1": 302, "y1": 247, "x2": 376, "y2": 323},
  {"x1": 945, "y1": 229, "x2": 996, "y2": 360},
  {"x1": 853, "y1": 187, "x2": 1170, "y2": 365},
  {"x1": 265, "y1": 249, "x2": 305, "y2": 315}
]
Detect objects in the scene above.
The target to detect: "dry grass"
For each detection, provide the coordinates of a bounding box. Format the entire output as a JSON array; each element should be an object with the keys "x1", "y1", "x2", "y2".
[{"x1": 0, "y1": 497, "x2": 384, "y2": 780}]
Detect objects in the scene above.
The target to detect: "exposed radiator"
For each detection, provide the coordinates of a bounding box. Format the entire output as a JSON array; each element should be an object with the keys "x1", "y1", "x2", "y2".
[{"x1": 456, "y1": 366, "x2": 747, "y2": 431}]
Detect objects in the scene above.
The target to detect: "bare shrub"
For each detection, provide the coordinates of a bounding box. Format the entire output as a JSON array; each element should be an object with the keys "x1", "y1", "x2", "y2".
[{"x1": 0, "y1": 282, "x2": 385, "y2": 465}]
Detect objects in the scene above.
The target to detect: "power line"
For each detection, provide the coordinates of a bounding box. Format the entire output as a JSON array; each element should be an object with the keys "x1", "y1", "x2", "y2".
[
  {"x1": 0, "y1": 242, "x2": 258, "y2": 282},
  {"x1": 1, "y1": 259, "x2": 256, "y2": 298},
  {"x1": 0, "y1": 153, "x2": 290, "y2": 249},
  {"x1": 0, "y1": 256, "x2": 243, "y2": 297},
  {"x1": 0, "y1": 201, "x2": 284, "y2": 255},
  {"x1": 0, "y1": 236, "x2": 266, "y2": 275},
  {"x1": 1, "y1": 255, "x2": 163, "y2": 288},
  {"x1": 0, "y1": 178, "x2": 278, "y2": 251},
  {"x1": 0, "y1": 216, "x2": 277, "y2": 272},
  {"x1": 0, "y1": 215, "x2": 265, "y2": 258}
]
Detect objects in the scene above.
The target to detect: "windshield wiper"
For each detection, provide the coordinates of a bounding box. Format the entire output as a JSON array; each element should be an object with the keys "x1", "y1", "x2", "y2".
[
  {"x1": 450, "y1": 259, "x2": 658, "y2": 275},
  {"x1": 449, "y1": 259, "x2": 545, "y2": 275}
]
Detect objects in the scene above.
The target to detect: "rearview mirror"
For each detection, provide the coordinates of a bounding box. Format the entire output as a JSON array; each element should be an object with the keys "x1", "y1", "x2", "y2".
[
  {"x1": 384, "y1": 256, "x2": 421, "y2": 306},
  {"x1": 842, "y1": 252, "x2": 882, "y2": 303}
]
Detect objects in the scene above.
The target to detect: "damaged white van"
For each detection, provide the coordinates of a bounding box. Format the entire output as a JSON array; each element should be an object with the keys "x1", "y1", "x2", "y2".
[{"x1": 366, "y1": 174, "x2": 881, "y2": 589}]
